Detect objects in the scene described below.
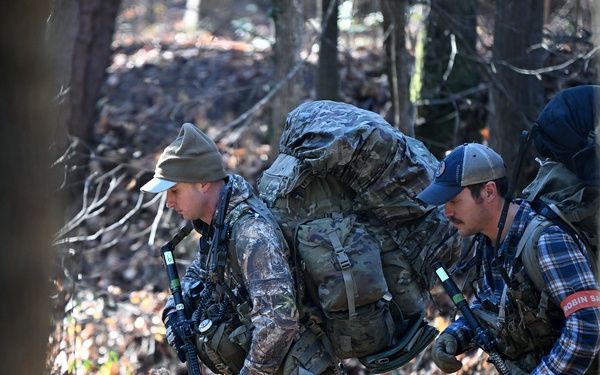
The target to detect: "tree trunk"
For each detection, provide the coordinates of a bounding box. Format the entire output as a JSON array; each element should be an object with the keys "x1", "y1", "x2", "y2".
[
  {"x1": 381, "y1": 0, "x2": 415, "y2": 136},
  {"x1": 49, "y1": 0, "x2": 122, "y2": 191},
  {"x1": 419, "y1": 0, "x2": 479, "y2": 158},
  {"x1": 593, "y1": 0, "x2": 600, "y2": 327},
  {"x1": 592, "y1": 0, "x2": 600, "y2": 87},
  {"x1": 487, "y1": 0, "x2": 544, "y2": 176},
  {"x1": 0, "y1": 2, "x2": 62, "y2": 374},
  {"x1": 316, "y1": 0, "x2": 340, "y2": 101},
  {"x1": 183, "y1": 0, "x2": 201, "y2": 31},
  {"x1": 271, "y1": 0, "x2": 304, "y2": 160}
]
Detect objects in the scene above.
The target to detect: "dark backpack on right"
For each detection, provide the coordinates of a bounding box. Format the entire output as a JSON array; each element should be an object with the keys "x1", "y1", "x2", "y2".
[{"x1": 517, "y1": 85, "x2": 600, "y2": 291}]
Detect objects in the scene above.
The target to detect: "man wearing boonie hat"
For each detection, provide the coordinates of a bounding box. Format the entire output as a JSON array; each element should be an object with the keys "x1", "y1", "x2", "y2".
[
  {"x1": 141, "y1": 123, "x2": 309, "y2": 375},
  {"x1": 418, "y1": 143, "x2": 599, "y2": 375}
]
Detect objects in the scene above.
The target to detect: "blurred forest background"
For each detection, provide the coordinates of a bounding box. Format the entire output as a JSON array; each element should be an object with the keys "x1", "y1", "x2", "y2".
[{"x1": 1, "y1": 0, "x2": 599, "y2": 375}]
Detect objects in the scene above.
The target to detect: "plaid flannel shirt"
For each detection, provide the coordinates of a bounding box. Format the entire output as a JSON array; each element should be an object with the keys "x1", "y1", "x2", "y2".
[{"x1": 444, "y1": 201, "x2": 600, "y2": 375}]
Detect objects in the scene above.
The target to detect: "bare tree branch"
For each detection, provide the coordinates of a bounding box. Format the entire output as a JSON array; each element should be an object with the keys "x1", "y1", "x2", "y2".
[
  {"x1": 212, "y1": 59, "x2": 306, "y2": 143},
  {"x1": 416, "y1": 83, "x2": 489, "y2": 106},
  {"x1": 147, "y1": 192, "x2": 167, "y2": 251},
  {"x1": 212, "y1": 0, "x2": 340, "y2": 144},
  {"x1": 492, "y1": 45, "x2": 600, "y2": 77}
]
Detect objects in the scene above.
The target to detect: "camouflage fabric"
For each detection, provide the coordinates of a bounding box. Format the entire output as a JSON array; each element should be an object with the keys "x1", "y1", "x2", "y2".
[
  {"x1": 163, "y1": 174, "x2": 300, "y2": 375},
  {"x1": 256, "y1": 100, "x2": 461, "y2": 367},
  {"x1": 259, "y1": 172, "x2": 356, "y2": 246},
  {"x1": 326, "y1": 303, "x2": 395, "y2": 358},
  {"x1": 281, "y1": 330, "x2": 341, "y2": 375},
  {"x1": 296, "y1": 214, "x2": 388, "y2": 313},
  {"x1": 258, "y1": 100, "x2": 461, "y2": 320},
  {"x1": 260, "y1": 100, "x2": 439, "y2": 230},
  {"x1": 472, "y1": 259, "x2": 562, "y2": 369}
]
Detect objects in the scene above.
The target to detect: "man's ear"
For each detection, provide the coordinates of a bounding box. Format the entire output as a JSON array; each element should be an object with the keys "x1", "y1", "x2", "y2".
[
  {"x1": 483, "y1": 181, "x2": 497, "y2": 200},
  {"x1": 195, "y1": 182, "x2": 209, "y2": 192}
]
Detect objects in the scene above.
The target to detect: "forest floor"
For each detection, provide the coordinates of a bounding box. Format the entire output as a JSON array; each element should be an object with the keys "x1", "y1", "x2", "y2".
[{"x1": 49, "y1": 2, "x2": 499, "y2": 375}]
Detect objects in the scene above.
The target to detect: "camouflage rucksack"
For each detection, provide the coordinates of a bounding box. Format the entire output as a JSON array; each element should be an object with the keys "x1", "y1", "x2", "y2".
[{"x1": 257, "y1": 100, "x2": 460, "y2": 370}]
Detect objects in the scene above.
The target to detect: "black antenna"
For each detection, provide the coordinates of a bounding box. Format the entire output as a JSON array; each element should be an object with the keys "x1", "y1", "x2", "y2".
[
  {"x1": 159, "y1": 222, "x2": 202, "y2": 375},
  {"x1": 433, "y1": 262, "x2": 511, "y2": 375},
  {"x1": 493, "y1": 125, "x2": 538, "y2": 285}
]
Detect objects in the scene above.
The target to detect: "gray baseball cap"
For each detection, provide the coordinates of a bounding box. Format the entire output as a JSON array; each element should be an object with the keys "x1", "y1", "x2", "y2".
[{"x1": 416, "y1": 143, "x2": 506, "y2": 206}]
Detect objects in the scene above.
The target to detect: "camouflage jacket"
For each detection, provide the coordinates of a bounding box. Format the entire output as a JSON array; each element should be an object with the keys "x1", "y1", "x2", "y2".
[{"x1": 163, "y1": 174, "x2": 299, "y2": 375}]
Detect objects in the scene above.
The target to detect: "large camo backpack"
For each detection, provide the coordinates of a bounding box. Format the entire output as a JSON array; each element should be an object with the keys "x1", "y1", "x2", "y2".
[
  {"x1": 257, "y1": 100, "x2": 461, "y2": 371},
  {"x1": 516, "y1": 85, "x2": 599, "y2": 291}
]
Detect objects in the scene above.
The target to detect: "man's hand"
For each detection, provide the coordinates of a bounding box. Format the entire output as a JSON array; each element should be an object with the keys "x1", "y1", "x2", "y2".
[
  {"x1": 431, "y1": 333, "x2": 462, "y2": 373},
  {"x1": 164, "y1": 314, "x2": 186, "y2": 363}
]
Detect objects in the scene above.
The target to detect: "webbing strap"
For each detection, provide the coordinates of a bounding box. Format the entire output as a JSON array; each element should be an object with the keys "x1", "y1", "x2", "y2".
[
  {"x1": 538, "y1": 289, "x2": 549, "y2": 320},
  {"x1": 292, "y1": 221, "x2": 339, "y2": 371},
  {"x1": 546, "y1": 202, "x2": 592, "y2": 249},
  {"x1": 499, "y1": 215, "x2": 548, "y2": 321},
  {"x1": 327, "y1": 230, "x2": 356, "y2": 319},
  {"x1": 517, "y1": 215, "x2": 557, "y2": 292},
  {"x1": 296, "y1": 334, "x2": 332, "y2": 375},
  {"x1": 205, "y1": 341, "x2": 233, "y2": 375},
  {"x1": 298, "y1": 338, "x2": 321, "y2": 364},
  {"x1": 299, "y1": 314, "x2": 338, "y2": 371}
]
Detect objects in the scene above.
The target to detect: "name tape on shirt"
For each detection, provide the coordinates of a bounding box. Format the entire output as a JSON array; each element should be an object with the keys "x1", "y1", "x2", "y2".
[{"x1": 560, "y1": 290, "x2": 600, "y2": 317}]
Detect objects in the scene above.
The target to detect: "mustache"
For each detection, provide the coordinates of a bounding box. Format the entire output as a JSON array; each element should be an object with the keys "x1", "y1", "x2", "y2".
[{"x1": 449, "y1": 217, "x2": 462, "y2": 225}]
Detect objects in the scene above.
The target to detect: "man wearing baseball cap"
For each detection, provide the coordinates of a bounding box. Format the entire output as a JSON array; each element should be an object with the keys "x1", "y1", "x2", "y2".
[
  {"x1": 141, "y1": 124, "x2": 338, "y2": 375},
  {"x1": 418, "y1": 143, "x2": 599, "y2": 375},
  {"x1": 416, "y1": 143, "x2": 508, "y2": 238}
]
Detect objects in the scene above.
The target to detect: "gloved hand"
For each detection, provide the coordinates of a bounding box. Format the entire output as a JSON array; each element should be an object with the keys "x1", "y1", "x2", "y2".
[
  {"x1": 164, "y1": 313, "x2": 186, "y2": 363},
  {"x1": 431, "y1": 333, "x2": 462, "y2": 373},
  {"x1": 505, "y1": 359, "x2": 530, "y2": 375}
]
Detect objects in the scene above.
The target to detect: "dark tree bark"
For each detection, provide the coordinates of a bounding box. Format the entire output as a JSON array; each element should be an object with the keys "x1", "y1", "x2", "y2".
[
  {"x1": 593, "y1": 0, "x2": 600, "y2": 87},
  {"x1": 49, "y1": 0, "x2": 122, "y2": 191},
  {"x1": 381, "y1": 0, "x2": 415, "y2": 136},
  {"x1": 271, "y1": 0, "x2": 304, "y2": 160},
  {"x1": 593, "y1": 0, "x2": 600, "y2": 324},
  {"x1": 316, "y1": 0, "x2": 340, "y2": 101},
  {"x1": 419, "y1": 0, "x2": 480, "y2": 158},
  {"x1": 487, "y1": 0, "x2": 545, "y2": 174},
  {"x1": 0, "y1": 2, "x2": 63, "y2": 374}
]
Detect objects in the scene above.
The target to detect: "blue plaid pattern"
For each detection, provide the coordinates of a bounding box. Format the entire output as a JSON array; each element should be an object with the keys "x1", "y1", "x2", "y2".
[{"x1": 444, "y1": 201, "x2": 600, "y2": 374}]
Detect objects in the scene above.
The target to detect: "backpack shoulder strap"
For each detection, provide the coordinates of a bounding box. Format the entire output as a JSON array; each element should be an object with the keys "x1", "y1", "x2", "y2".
[
  {"x1": 529, "y1": 199, "x2": 593, "y2": 250},
  {"x1": 511, "y1": 215, "x2": 556, "y2": 321},
  {"x1": 517, "y1": 210, "x2": 598, "y2": 294},
  {"x1": 516, "y1": 215, "x2": 553, "y2": 293}
]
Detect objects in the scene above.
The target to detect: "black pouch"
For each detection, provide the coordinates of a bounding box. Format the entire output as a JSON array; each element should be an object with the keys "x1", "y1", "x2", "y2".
[{"x1": 326, "y1": 303, "x2": 395, "y2": 359}]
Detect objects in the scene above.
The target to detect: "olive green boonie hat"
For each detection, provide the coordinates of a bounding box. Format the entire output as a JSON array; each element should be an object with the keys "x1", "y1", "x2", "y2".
[{"x1": 141, "y1": 123, "x2": 226, "y2": 193}]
